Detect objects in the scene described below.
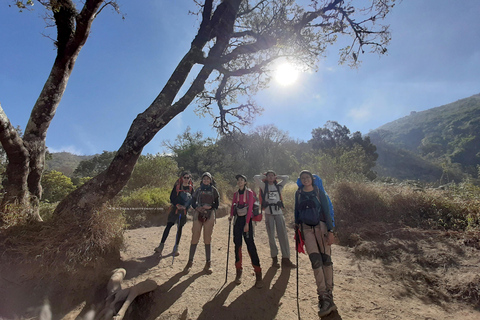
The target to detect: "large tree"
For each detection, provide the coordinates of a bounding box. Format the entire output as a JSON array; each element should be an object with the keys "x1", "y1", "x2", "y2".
[
  {"x1": 0, "y1": 0, "x2": 120, "y2": 221},
  {"x1": 1, "y1": 0, "x2": 394, "y2": 223}
]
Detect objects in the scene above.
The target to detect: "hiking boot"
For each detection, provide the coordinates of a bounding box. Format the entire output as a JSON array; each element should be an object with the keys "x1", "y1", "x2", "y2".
[
  {"x1": 255, "y1": 271, "x2": 264, "y2": 289},
  {"x1": 183, "y1": 260, "x2": 193, "y2": 273},
  {"x1": 318, "y1": 295, "x2": 337, "y2": 317},
  {"x1": 203, "y1": 261, "x2": 213, "y2": 275},
  {"x1": 281, "y1": 258, "x2": 297, "y2": 269},
  {"x1": 272, "y1": 256, "x2": 280, "y2": 268},
  {"x1": 154, "y1": 243, "x2": 164, "y2": 255},
  {"x1": 234, "y1": 269, "x2": 242, "y2": 285}
]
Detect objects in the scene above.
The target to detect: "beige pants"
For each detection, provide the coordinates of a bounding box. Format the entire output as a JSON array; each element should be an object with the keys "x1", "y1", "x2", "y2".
[
  {"x1": 303, "y1": 221, "x2": 334, "y2": 295},
  {"x1": 191, "y1": 210, "x2": 215, "y2": 245}
]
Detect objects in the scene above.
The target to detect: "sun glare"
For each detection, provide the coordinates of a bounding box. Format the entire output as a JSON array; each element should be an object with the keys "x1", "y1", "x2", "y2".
[{"x1": 275, "y1": 63, "x2": 299, "y2": 86}]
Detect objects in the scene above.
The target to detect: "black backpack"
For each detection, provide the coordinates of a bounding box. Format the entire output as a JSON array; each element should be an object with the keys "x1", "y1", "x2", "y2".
[{"x1": 296, "y1": 186, "x2": 322, "y2": 226}]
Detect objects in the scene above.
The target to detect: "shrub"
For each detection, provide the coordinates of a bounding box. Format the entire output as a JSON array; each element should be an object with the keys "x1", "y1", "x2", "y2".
[
  {"x1": 330, "y1": 181, "x2": 480, "y2": 245},
  {"x1": 117, "y1": 187, "x2": 170, "y2": 208}
]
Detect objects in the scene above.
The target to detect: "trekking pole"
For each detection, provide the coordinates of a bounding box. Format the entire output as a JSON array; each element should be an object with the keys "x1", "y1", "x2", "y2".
[
  {"x1": 172, "y1": 210, "x2": 182, "y2": 265},
  {"x1": 225, "y1": 219, "x2": 232, "y2": 284},
  {"x1": 296, "y1": 228, "x2": 301, "y2": 320}
]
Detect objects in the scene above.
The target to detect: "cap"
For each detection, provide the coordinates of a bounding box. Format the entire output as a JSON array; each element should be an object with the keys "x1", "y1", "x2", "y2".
[{"x1": 235, "y1": 174, "x2": 247, "y2": 181}]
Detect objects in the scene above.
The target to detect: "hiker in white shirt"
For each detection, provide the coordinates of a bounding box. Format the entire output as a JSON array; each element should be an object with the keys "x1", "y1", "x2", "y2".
[{"x1": 254, "y1": 170, "x2": 296, "y2": 268}]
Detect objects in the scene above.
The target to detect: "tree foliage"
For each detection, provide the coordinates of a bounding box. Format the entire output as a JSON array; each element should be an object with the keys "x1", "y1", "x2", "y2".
[
  {"x1": 41, "y1": 170, "x2": 76, "y2": 203},
  {"x1": 310, "y1": 121, "x2": 378, "y2": 180}
]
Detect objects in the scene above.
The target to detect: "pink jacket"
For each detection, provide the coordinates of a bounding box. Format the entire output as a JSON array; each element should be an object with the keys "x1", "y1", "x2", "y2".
[{"x1": 230, "y1": 188, "x2": 255, "y2": 224}]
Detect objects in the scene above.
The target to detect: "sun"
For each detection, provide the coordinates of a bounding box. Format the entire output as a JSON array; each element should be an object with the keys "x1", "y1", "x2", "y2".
[{"x1": 274, "y1": 63, "x2": 299, "y2": 86}]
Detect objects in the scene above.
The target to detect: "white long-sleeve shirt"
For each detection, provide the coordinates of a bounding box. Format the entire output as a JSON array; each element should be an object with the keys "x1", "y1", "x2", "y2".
[{"x1": 253, "y1": 174, "x2": 288, "y2": 215}]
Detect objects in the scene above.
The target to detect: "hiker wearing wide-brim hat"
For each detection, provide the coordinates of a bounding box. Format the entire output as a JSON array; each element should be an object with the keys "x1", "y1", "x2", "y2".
[
  {"x1": 184, "y1": 172, "x2": 220, "y2": 274},
  {"x1": 295, "y1": 170, "x2": 336, "y2": 317},
  {"x1": 253, "y1": 170, "x2": 297, "y2": 269},
  {"x1": 229, "y1": 174, "x2": 263, "y2": 288},
  {"x1": 154, "y1": 171, "x2": 193, "y2": 257}
]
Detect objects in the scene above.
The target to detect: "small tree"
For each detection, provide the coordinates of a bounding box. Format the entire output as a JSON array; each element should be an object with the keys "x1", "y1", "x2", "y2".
[
  {"x1": 124, "y1": 154, "x2": 178, "y2": 192},
  {"x1": 41, "y1": 170, "x2": 76, "y2": 203}
]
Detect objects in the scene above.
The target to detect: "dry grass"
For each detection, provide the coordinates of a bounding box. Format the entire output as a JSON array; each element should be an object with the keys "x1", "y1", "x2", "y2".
[
  {"x1": 327, "y1": 180, "x2": 480, "y2": 307},
  {"x1": 0, "y1": 206, "x2": 125, "y2": 277},
  {"x1": 330, "y1": 181, "x2": 480, "y2": 246}
]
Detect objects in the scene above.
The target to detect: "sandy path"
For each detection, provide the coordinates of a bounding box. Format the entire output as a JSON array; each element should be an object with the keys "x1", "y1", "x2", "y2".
[{"x1": 104, "y1": 214, "x2": 480, "y2": 320}]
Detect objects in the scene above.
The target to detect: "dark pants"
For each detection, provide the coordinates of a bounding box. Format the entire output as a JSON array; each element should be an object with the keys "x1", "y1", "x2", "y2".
[
  {"x1": 233, "y1": 216, "x2": 260, "y2": 271},
  {"x1": 161, "y1": 221, "x2": 184, "y2": 245}
]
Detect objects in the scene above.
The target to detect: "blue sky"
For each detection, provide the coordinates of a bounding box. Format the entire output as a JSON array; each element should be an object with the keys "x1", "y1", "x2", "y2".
[{"x1": 1, "y1": 0, "x2": 479, "y2": 156}]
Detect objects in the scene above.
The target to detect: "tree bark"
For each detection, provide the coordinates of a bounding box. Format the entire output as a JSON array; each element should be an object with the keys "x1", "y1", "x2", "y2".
[{"x1": 0, "y1": 0, "x2": 104, "y2": 221}]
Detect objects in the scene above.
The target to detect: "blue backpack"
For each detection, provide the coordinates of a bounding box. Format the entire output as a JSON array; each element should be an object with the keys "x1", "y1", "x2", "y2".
[{"x1": 296, "y1": 174, "x2": 335, "y2": 227}]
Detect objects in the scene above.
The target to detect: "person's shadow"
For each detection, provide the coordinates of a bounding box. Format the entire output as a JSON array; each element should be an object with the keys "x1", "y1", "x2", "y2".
[{"x1": 195, "y1": 265, "x2": 290, "y2": 320}]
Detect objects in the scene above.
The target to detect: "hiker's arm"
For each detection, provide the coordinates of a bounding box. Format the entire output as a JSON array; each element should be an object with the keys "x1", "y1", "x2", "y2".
[
  {"x1": 326, "y1": 231, "x2": 334, "y2": 246},
  {"x1": 294, "y1": 190, "x2": 300, "y2": 225},
  {"x1": 212, "y1": 188, "x2": 220, "y2": 210},
  {"x1": 245, "y1": 189, "x2": 255, "y2": 225},
  {"x1": 253, "y1": 175, "x2": 264, "y2": 190},
  {"x1": 277, "y1": 175, "x2": 289, "y2": 187},
  {"x1": 229, "y1": 192, "x2": 237, "y2": 220},
  {"x1": 191, "y1": 189, "x2": 199, "y2": 209},
  {"x1": 318, "y1": 189, "x2": 334, "y2": 232},
  {"x1": 169, "y1": 185, "x2": 177, "y2": 204}
]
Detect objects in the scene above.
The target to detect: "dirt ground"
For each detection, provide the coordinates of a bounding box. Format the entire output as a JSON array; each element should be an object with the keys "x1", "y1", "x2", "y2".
[{"x1": 1, "y1": 210, "x2": 480, "y2": 320}]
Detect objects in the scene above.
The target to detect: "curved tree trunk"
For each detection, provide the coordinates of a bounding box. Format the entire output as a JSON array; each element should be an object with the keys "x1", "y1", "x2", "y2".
[
  {"x1": 54, "y1": 0, "x2": 242, "y2": 219},
  {"x1": 0, "y1": 0, "x2": 104, "y2": 222},
  {"x1": 0, "y1": 106, "x2": 31, "y2": 213}
]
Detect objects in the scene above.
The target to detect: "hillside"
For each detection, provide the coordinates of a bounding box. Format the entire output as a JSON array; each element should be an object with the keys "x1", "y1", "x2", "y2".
[
  {"x1": 46, "y1": 152, "x2": 92, "y2": 177},
  {"x1": 370, "y1": 93, "x2": 480, "y2": 182}
]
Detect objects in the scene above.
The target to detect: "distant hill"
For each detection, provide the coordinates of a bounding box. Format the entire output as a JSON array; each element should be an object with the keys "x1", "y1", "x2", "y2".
[
  {"x1": 369, "y1": 93, "x2": 480, "y2": 182},
  {"x1": 46, "y1": 152, "x2": 92, "y2": 177}
]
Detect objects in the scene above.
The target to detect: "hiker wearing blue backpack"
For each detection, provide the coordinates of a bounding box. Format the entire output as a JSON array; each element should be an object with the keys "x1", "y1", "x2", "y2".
[
  {"x1": 229, "y1": 174, "x2": 263, "y2": 288},
  {"x1": 154, "y1": 171, "x2": 194, "y2": 256},
  {"x1": 295, "y1": 170, "x2": 336, "y2": 317},
  {"x1": 254, "y1": 170, "x2": 296, "y2": 269}
]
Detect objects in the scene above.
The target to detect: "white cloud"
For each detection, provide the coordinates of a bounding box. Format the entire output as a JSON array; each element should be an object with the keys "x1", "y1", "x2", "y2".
[
  {"x1": 347, "y1": 105, "x2": 372, "y2": 123},
  {"x1": 47, "y1": 145, "x2": 84, "y2": 155}
]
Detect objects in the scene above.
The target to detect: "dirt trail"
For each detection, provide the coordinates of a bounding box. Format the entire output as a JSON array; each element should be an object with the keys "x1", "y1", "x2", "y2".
[{"x1": 61, "y1": 213, "x2": 480, "y2": 320}]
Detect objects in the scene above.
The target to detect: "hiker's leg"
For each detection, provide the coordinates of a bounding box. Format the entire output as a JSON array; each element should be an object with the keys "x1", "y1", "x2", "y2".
[
  {"x1": 233, "y1": 216, "x2": 244, "y2": 269},
  {"x1": 318, "y1": 222, "x2": 334, "y2": 293},
  {"x1": 160, "y1": 222, "x2": 174, "y2": 244},
  {"x1": 203, "y1": 211, "x2": 215, "y2": 245},
  {"x1": 264, "y1": 213, "x2": 278, "y2": 258},
  {"x1": 191, "y1": 216, "x2": 202, "y2": 245},
  {"x1": 175, "y1": 222, "x2": 184, "y2": 246},
  {"x1": 304, "y1": 224, "x2": 327, "y2": 295},
  {"x1": 244, "y1": 219, "x2": 260, "y2": 269},
  {"x1": 274, "y1": 214, "x2": 291, "y2": 259}
]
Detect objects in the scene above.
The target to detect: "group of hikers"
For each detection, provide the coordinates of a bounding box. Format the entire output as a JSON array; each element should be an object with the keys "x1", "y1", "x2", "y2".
[{"x1": 153, "y1": 169, "x2": 336, "y2": 317}]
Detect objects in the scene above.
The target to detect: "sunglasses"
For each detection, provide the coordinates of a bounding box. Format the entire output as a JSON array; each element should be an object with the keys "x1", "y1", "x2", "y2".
[{"x1": 183, "y1": 176, "x2": 191, "y2": 179}]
